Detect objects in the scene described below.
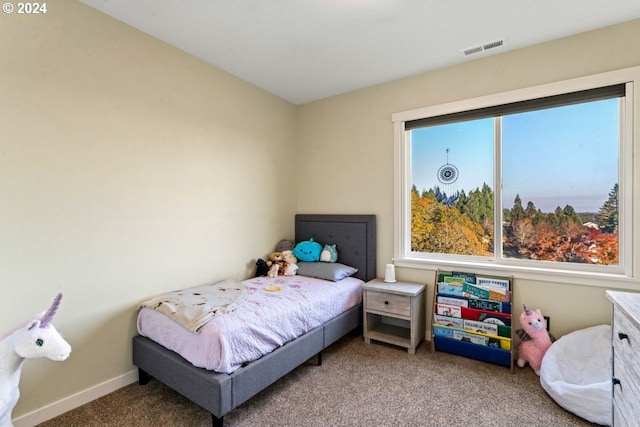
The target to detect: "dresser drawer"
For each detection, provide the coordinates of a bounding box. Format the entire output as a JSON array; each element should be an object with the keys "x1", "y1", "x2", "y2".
[
  {"x1": 613, "y1": 307, "x2": 640, "y2": 425},
  {"x1": 607, "y1": 291, "x2": 640, "y2": 427},
  {"x1": 366, "y1": 290, "x2": 411, "y2": 317},
  {"x1": 613, "y1": 403, "x2": 630, "y2": 427}
]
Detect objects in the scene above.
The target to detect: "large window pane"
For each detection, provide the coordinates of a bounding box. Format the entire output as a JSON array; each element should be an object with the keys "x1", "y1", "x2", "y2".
[
  {"x1": 410, "y1": 118, "x2": 494, "y2": 256},
  {"x1": 409, "y1": 98, "x2": 619, "y2": 267},
  {"x1": 501, "y1": 99, "x2": 619, "y2": 265}
]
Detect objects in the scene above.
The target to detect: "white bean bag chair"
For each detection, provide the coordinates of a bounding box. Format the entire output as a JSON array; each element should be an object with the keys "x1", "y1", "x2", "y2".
[{"x1": 540, "y1": 324, "x2": 612, "y2": 426}]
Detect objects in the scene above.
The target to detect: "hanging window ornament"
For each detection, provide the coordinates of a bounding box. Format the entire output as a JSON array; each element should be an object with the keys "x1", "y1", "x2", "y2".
[
  {"x1": 437, "y1": 163, "x2": 458, "y2": 184},
  {"x1": 435, "y1": 148, "x2": 460, "y2": 206}
]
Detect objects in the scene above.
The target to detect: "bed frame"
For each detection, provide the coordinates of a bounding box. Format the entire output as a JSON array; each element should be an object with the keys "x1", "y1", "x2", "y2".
[{"x1": 132, "y1": 214, "x2": 376, "y2": 427}]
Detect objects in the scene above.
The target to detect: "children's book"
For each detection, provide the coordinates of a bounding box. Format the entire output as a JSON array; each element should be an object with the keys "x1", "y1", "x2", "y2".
[
  {"x1": 433, "y1": 314, "x2": 464, "y2": 328},
  {"x1": 443, "y1": 275, "x2": 466, "y2": 284},
  {"x1": 468, "y1": 298, "x2": 511, "y2": 313},
  {"x1": 436, "y1": 303, "x2": 461, "y2": 318},
  {"x1": 433, "y1": 326, "x2": 489, "y2": 346},
  {"x1": 477, "y1": 276, "x2": 510, "y2": 290},
  {"x1": 452, "y1": 271, "x2": 476, "y2": 284},
  {"x1": 461, "y1": 306, "x2": 512, "y2": 323},
  {"x1": 436, "y1": 295, "x2": 468, "y2": 307},
  {"x1": 463, "y1": 319, "x2": 498, "y2": 336},
  {"x1": 478, "y1": 312, "x2": 512, "y2": 326},
  {"x1": 437, "y1": 282, "x2": 464, "y2": 297}
]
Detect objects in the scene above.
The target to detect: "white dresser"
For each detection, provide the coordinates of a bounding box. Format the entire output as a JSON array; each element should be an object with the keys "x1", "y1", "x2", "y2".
[{"x1": 606, "y1": 290, "x2": 640, "y2": 427}]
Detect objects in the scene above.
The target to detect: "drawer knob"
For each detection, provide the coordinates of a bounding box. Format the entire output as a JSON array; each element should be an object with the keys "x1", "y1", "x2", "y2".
[
  {"x1": 612, "y1": 377, "x2": 622, "y2": 387},
  {"x1": 384, "y1": 301, "x2": 389, "y2": 305},
  {"x1": 618, "y1": 332, "x2": 629, "y2": 341}
]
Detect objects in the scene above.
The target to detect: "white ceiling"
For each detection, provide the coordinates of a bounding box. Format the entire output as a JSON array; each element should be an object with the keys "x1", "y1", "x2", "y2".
[{"x1": 78, "y1": 0, "x2": 640, "y2": 105}]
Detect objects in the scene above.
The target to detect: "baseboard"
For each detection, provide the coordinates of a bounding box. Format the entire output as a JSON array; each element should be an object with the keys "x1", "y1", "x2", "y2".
[{"x1": 13, "y1": 369, "x2": 138, "y2": 427}]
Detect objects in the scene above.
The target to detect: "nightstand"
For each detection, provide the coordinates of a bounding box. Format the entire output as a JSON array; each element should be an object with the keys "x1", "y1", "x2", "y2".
[{"x1": 363, "y1": 278, "x2": 426, "y2": 354}]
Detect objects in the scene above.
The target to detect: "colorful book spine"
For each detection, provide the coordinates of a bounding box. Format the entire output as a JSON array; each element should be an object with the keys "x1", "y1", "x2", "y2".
[
  {"x1": 463, "y1": 319, "x2": 498, "y2": 336},
  {"x1": 436, "y1": 303, "x2": 461, "y2": 318},
  {"x1": 433, "y1": 314, "x2": 464, "y2": 328},
  {"x1": 433, "y1": 326, "x2": 489, "y2": 346},
  {"x1": 467, "y1": 298, "x2": 511, "y2": 313},
  {"x1": 452, "y1": 271, "x2": 476, "y2": 284},
  {"x1": 462, "y1": 282, "x2": 490, "y2": 299},
  {"x1": 477, "y1": 276, "x2": 511, "y2": 302},
  {"x1": 488, "y1": 289, "x2": 509, "y2": 302},
  {"x1": 463, "y1": 319, "x2": 511, "y2": 338},
  {"x1": 496, "y1": 324, "x2": 511, "y2": 338},
  {"x1": 478, "y1": 312, "x2": 512, "y2": 326},
  {"x1": 437, "y1": 282, "x2": 464, "y2": 297},
  {"x1": 487, "y1": 336, "x2": 511, "y2": 351},
  {"x1": 443, "y1": 275, "x2": 465, "y2": 284},
  {"x1": 436, "y1": 295, "x2": 468, "y2": 307},
  {"x1": 477, "y1": 277, "x2": 510, "y2": 290},
  {"x1": 460, "y1": 306, "x2": 512, "y2": 323}
]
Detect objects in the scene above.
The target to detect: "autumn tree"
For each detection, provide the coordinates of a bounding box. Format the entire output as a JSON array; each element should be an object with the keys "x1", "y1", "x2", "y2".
[
  {"x1": 412, "y1": 181, "x2": 618, "y2": 265},
  {"x1": 410, "y1": 190, "x2": 488, "y2": 255}
]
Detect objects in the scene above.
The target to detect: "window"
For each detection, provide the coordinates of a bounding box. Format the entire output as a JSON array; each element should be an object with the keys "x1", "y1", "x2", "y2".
[{"x1": 393, "y1": 68, "x2": 638, "y2": 286}]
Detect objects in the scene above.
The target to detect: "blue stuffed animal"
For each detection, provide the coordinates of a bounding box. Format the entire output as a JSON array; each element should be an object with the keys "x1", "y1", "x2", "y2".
[{"x1": 293, "y1": 238, "x2": 323, "y2": 262}]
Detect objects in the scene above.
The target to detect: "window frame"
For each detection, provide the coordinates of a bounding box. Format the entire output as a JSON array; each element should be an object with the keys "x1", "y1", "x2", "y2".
[{"x1": 392, "y1": 67, "x2": 638, "y2": 288}]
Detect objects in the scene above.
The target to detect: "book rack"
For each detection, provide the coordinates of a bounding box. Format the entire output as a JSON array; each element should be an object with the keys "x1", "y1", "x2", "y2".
[{"x1": 431, "y1": 270, "x2": 514, "y2": 372}]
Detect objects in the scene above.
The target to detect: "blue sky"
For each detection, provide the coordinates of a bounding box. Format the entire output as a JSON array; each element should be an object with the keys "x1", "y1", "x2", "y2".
[{"x1": 411, "y1": 98, "x2": 619, "y2": 213}]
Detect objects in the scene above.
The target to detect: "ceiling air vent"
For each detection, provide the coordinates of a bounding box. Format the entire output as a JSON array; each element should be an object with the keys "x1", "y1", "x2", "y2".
[{"x1": 461, "y1": 38, "x2": 505, "y2": 56}]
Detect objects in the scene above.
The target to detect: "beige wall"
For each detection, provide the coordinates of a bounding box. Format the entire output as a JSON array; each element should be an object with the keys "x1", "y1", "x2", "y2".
[
  {"x1": 297, "y1": 19, "x2": 640, "y2": 337},
  {"x1": 2, "y1": 0, "x2": 640, "y2": 423},
  {"x1": 1, "y1": 1, "x2": 296, "y2": 420}
]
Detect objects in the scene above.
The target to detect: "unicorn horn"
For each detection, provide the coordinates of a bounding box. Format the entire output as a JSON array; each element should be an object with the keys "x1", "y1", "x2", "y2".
[
  {"x1": 523, "y1": 304, "x2": 532, "y2": 315},
  {"x1": 40, "y1": 293, "x2": 62, "y2": 328}
]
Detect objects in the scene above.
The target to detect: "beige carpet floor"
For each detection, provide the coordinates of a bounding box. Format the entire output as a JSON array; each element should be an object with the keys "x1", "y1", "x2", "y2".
[{"x1": 38, "y1": 334, "x2": 597, "y2": 427}]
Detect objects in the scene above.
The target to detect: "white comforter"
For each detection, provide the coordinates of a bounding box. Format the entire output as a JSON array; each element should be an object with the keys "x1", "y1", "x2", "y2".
[
  {"x1": 137, "y1": 275, "x2": 363, "y2": 374},
  {"x1": 137, "y1": 280, "x2": 249, "y2": 333}
]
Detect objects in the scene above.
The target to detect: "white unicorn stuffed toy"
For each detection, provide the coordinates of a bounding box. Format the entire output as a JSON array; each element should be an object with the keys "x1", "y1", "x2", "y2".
[{"x1": 0, "y1": 293, "x2": 71, "y2": 427}]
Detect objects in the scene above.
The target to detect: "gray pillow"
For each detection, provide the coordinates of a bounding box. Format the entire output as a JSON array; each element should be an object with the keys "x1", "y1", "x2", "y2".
[{"x1": 297, "y1": 262, "x2": 358, "y2": 282}]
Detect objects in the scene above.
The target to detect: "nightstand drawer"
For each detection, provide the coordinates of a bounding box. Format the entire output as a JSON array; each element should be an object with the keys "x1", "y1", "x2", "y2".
[{"x1": 366, "y1": 290, "x2": 411, "y2": 317}]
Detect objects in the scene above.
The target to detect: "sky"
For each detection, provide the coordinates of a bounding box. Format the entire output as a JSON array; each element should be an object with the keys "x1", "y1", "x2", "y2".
[{"x1": 411, "y1": 98, "x2": 619, "y2": 213}]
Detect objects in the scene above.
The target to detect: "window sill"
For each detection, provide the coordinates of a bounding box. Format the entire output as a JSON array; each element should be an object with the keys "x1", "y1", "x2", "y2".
[{"x1": 393, "y1": 257, "x2": 638, "y2": 290}]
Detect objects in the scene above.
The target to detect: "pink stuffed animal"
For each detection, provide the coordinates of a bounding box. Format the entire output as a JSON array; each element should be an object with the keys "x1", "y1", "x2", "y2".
[{"x1": 516, "y1": 304, "x2": 552, "y2": 375}]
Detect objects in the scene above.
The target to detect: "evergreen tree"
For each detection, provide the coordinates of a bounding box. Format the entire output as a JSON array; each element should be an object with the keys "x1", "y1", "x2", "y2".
[
  {"x1": 525, "y1": 201, "x2": 537, "y2": 219},
  {"x1": 561, "y1": 205, "x2": 582, "y2": 224},
  {"x1": 511, "y1": 195, "x2": 524, "y2": 221},
  {"x1": 455, "y1": 190, "x2": 468, "y2": 214},
  {"x1": 599, "y1": 183, "x2": 619, "y2": 233},
  {"x1": 503, "y1": 208, "x2": 512, "y2": 222},
  {"x1": 479, "y1": 183, "x2": 494, "y2": 222}
]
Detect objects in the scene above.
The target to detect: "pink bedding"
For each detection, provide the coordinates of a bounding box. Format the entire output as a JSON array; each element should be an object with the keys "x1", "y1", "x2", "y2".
[{"x1": 137, "y1": 275, "x2": 363, "y2": 374}]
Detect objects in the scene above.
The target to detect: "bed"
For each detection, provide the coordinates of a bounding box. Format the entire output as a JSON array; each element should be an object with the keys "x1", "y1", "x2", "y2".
[{"x1": 132, "y1": 214, "x2": 376, "y2": 427}]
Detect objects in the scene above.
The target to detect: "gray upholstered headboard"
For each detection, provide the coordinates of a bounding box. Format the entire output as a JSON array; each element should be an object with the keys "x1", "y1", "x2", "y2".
[{"x1": 295, "y1": 214, "x2": 376, "y2": 282}]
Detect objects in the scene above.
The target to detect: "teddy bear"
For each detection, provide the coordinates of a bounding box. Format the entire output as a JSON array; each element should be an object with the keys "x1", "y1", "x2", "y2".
[
  {"x1": 267, "y1": 262, "x2": 280, "y2": 278},
  {"x1": 266, "y1": 250, "x2": 298, "y2": 277},
  {"x1": 282, "y1": 250, "x2": 297, "y2": 265},
  {"x1": 282, "y1": 250, "x2": 298, "y2": 275},
  {"x1": 267, "y1": 252, "x2": 285, "y2": 276}
]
